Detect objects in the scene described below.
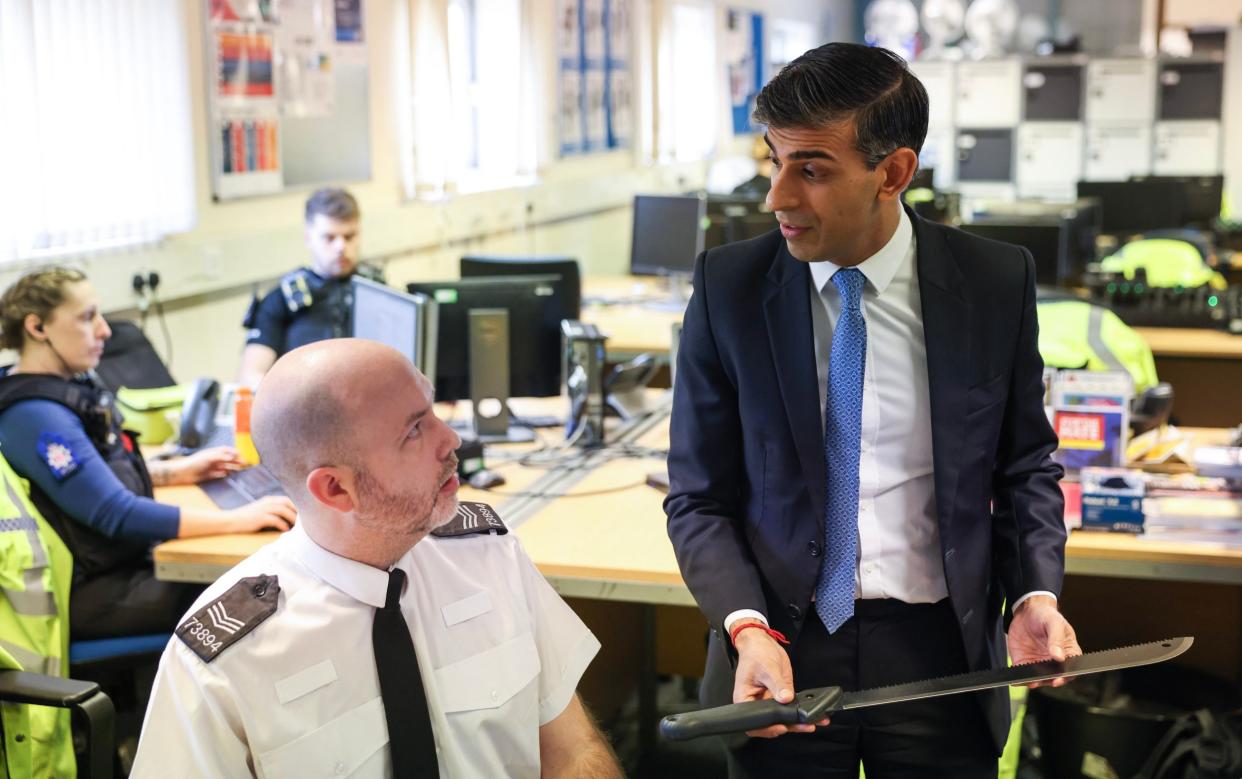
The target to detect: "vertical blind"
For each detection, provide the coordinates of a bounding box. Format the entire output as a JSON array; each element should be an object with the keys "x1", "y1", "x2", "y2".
[{"x1": 0, "y1": 0, "x2": 196, "y2": 265}]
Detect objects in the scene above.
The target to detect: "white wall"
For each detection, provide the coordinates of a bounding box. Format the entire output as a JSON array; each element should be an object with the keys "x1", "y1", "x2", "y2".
[{"x1": 0, "y1": 0, "x2": 839, "y2": 381}]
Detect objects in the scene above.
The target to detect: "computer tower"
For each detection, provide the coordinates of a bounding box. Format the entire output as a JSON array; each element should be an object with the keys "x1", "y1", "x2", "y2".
[
  {"x1": 1085, "y1": 59, "x2": 1157, "y2": 124},
  {"x1": 956, "y1": 59, "x2": 1022, "y2": 128},
  {"x1": 1153, "y1": 120, "x2": 1222, "y2": 176},
  {"x1": 910, "y1": 60, "x2": 956, "y2": 129},
  {"x1": 1017, "y1": 122, "x2": 1085, "y2": 200},
  {"x1": 1084, "y1": 124, "x2": 1153, "y2": 181},
  {"x1": 1023, "y1": 61, "x2": 1084, "y2": 122},
  {"x1": 1159, "y1": 59, "x2": 1224, "y2": 121},
  {"x1": 956, "y1": 128, "x2": 1015, "y2": 199}
]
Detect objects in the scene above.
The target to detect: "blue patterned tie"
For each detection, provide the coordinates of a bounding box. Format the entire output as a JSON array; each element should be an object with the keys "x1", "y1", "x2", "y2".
[{"x1": 815, "y1": 268, "x2": 867, "y2": 634}]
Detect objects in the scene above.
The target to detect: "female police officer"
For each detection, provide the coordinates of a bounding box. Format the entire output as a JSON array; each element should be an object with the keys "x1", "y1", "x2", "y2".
[{"x1": 0, "y1": 267, "x2": 296, "y2": 639}]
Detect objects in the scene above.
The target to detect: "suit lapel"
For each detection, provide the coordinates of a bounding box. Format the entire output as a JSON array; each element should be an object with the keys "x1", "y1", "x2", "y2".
[
  {"x1": 763, "y1": 245, "x2": 827, "y2": 521},
  {"x1": 913, "y1": 211, "x2": 973, "y2": 535}
]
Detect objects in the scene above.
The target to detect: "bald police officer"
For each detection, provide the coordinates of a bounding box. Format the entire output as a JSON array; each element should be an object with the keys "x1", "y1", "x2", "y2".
[{"x1": 134, "y1": 340, "x2": 622, "y2": 778}]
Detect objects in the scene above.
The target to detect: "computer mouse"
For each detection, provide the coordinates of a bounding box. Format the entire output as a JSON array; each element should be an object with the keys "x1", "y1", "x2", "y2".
[{"x1": 468, "y1": 469, "x2": 506, "y2": 490}]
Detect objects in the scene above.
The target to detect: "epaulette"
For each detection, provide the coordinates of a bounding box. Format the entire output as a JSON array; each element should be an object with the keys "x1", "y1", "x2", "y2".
[
  {"x1": 432, "y1": 501, "x2": 509, "y2": 538},
  {"x1": 175, "y1": 575, "x2": 280, "y2": 662},
  {"x1": 279, "y1": 269, "x2": 324, "y2": 314}
]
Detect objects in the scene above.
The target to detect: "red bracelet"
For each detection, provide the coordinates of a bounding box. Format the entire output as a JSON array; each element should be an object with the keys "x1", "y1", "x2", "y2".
[{"x1": 729, "y1": 622, "x2": 790, "y2": 647}]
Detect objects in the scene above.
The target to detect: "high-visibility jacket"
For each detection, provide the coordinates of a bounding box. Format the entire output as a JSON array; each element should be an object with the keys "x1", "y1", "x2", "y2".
[
  {"x1": 1037, "y1": 299, "x2": 1160, "y2": 392},
  {"x1": 0, "y1": 454, "x2": 76, "y2": 778}
]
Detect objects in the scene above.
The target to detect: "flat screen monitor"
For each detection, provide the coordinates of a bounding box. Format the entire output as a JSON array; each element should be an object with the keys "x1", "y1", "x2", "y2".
[
  {"x1": 1131, "y1": 175, "x2": 1224, "y2": 227},
  {"x1": 459, "y1": 255, "x2": 581, "y2": 319},
  {"x1": 350, "y1": 277, "x2": 436, "y2": 377},
  {"x1": 406, "y1": 275, "x2": 569, "y2": 402},
  {"x1": 702, "y1": 194, "x2": 777, "y2": 250},
  {"x1": 630, "y1": 194, "x2": 704, "y2": 276},
  {"x1": 1077, "y1": 179, "x2": 1183, "y2": 234},
  {"x1": 960, "y1": 223, "x2": 1064, "y2": 287}
]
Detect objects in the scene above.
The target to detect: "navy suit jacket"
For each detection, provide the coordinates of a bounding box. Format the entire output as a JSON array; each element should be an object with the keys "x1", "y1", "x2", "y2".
[{"x1": 664, "y1": 209, "x2": 1066, "y2": 751}]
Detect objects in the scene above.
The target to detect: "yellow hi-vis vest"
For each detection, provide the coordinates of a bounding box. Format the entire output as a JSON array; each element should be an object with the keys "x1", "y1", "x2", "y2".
[
  {"x1": 0, "y1": 453, "x2": 75, "y2": 778},
  {"x1": 1036, "y1": 299, "x2": 1160, "y2": 392}
]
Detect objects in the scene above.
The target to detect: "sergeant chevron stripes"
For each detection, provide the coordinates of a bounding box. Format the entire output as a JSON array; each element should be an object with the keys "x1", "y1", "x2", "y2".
[
  {"x1": 458, "y1": 504, "x2": 480, "y2": 530},
  {"x1": 208, "y1": 602, "x2": 245, "y2": 634}
]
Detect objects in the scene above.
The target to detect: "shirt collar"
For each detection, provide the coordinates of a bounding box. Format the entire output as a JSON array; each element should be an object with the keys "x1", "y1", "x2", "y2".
[
  {"x1": 808, "y1": 207, "x2": 913, "y2": 297},
  {"x1": 287, "y1": 522, "x2": 406, "y2": 609}
]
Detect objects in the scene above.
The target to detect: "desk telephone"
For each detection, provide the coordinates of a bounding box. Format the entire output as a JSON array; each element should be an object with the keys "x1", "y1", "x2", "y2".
[{"x1": 178, "y1": 378, "x2": 220, "y2": 450}]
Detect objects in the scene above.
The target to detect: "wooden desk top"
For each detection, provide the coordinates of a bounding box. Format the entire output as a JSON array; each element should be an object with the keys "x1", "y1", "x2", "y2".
[
  {"x1": 584, "y1": 277, "x2": 1242, "y2": 361},
  {"x1": 1132, "y1": 327, "x2": 1242, "y2": 359},
  {"x1": 154, "y1": 408, "x2": 1242, "y2": 596}
]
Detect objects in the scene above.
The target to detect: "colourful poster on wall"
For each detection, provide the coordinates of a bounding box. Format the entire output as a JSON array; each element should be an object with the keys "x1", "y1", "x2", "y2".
[
  {"x1": 207, "y1": 0, "x2": 370, "y2": 199},
  {"x1": 334, "y1": 0, "x2": 364, "y2": 42},
  {"x1": 216, "y1": 31, "x2": 276, "y2": 97},
  {"x1": 559, "y1": 0, "x2": 633, "y2": 155},
  {"x1": 726, "y1": 8, "x2": 764, "y2": 135}
]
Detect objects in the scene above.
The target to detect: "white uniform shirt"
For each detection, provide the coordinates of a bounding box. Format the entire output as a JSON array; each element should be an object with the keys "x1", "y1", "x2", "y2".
[
  {"x1": 132, "y1": 522, "x2": 600, "y2": 778},
  {"x1": 807, "y1": 208, "x2": 948, "y2": 604}
]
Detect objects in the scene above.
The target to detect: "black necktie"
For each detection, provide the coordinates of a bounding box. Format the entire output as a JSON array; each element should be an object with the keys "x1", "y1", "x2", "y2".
[{"x1": 373, "y1": 567, "x2": 438, "y2": 778}]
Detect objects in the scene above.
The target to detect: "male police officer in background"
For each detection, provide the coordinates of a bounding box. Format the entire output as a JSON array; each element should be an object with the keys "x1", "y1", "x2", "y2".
[{"x1": 237, "y1": 188, "x2": 385, "y2": 387}]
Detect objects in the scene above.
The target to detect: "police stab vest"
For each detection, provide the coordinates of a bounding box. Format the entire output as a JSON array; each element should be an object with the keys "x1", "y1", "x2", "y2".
[{"x1": 0, "y1": 373, "x2": 156, "y2": 583}]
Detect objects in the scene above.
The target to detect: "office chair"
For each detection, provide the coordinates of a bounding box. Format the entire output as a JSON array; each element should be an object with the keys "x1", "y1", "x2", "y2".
[
  {"x1": 0, "y1": 669, "x2": 115, "y2": 778},
  {"x1": 95, "y1": 319, "x2": 175, "y2": 394}
]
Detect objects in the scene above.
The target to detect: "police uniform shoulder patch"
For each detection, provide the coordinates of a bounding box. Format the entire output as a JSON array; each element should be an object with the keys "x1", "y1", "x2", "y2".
[
  {"x1": 176, "y1": 575, "x2": 280, "y2": 663},
  {"x1": 37, "y1": 432, "x2": 80, "y2": 481},
  {"x1": 279, "y1": 269, "x2": 317, "y2": 314},
  {"x1": 432, "y1": 501, "x2": 508, "y2": 538}
]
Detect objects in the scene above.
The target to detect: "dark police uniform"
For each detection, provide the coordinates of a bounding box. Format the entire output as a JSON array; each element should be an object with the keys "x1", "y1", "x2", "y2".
[
  {"x1": 0, "y1": 373, "x2": 201, "y2": 638},
  {"x1": 243, "y1": 264, "x2": 385, "y2": 357}
]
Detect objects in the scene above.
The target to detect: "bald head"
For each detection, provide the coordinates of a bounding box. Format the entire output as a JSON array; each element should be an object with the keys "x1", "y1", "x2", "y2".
[{"x1": 252, "y1": 339, "x2": 425, "y2": 501}]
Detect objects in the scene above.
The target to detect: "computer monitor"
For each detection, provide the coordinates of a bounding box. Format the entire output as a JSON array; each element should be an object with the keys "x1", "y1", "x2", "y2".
[
  {"x1": 956, "y1": 128, "x2": 1014, "y2": 183},
  {"x1": 960, "y1": 223, "x2": 1064, "y2": 286},
  {"x1": 350, "y1": 277, "x2": 437, "y2": 377},
  {"x1": 406, "y1": 275, "x2": 570, "y2": 403},
  {"x1": 459, "y1": 255, "x2": 582, "y2": 319},
  {"x1": 702, "y1": 194, "x2": 778, "y2": 250},
  {"x1": 962, "y1": 199, "x2": 1100, "y2": 287},
  {"x1": 629, "y1": 194, "x2": 704, "y2": 276},
  {"x1": 1131, "y1": 175, "x2": 1224, "y2": 227},
  {"x1": 1077, "y1": 179, "x2": 1184, "y2": 235}
]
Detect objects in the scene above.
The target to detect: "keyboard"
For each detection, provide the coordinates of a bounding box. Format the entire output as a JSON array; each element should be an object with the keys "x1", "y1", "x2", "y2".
[{"x1": 200, "y1": 465, "x2": 286, "y2": 510}]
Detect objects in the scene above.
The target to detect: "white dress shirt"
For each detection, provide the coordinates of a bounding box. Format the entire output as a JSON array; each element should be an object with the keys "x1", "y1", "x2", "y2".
[
  {"x1": 132, "y1": 522, "x2": 600, "y2": 778},
  {"x1": 725, "y1": 208, "x2": 1049, "y2": 633}
]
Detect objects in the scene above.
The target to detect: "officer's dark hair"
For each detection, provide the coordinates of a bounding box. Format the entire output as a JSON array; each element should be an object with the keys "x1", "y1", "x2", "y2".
[
  {"x1": 0, "y1": 266, "x2": 87, "y2": 351},
  {"x1": 752, "y1": 42, "x2": 928, "y2": 169},
  {"x1": 304, "y1": 188, "x2": 360, "y2": 224}
]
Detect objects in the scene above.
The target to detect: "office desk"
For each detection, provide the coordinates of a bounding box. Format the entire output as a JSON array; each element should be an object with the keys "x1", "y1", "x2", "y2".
[
  {"x1": 582, "y1": 277, "x2": 683, "y2": 359},
  {"x1": 156, "y1": 411, "x2": 1242, "y2": 683},
  {"x1": 1134, "y1": 327, "x2": 1242, "y2": 428}
]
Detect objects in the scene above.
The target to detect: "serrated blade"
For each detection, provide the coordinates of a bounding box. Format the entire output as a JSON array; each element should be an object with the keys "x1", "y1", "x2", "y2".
[
  {"x1": 839, "y1": 636, "x2": 1193, "y2": 710},
  {"x1": 660, "y1": 637, "x2": 1193, "y2": 741}
]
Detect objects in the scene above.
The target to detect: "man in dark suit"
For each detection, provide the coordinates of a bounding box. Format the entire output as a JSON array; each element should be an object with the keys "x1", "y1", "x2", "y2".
[{"x1": 665, "y1": 43, "x2": 1080, "y2": 777}]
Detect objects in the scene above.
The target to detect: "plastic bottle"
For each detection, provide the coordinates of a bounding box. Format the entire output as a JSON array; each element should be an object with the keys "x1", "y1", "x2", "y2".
[{"x1": 234, "y1": 388, "x2": 260, "y2": 466}]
